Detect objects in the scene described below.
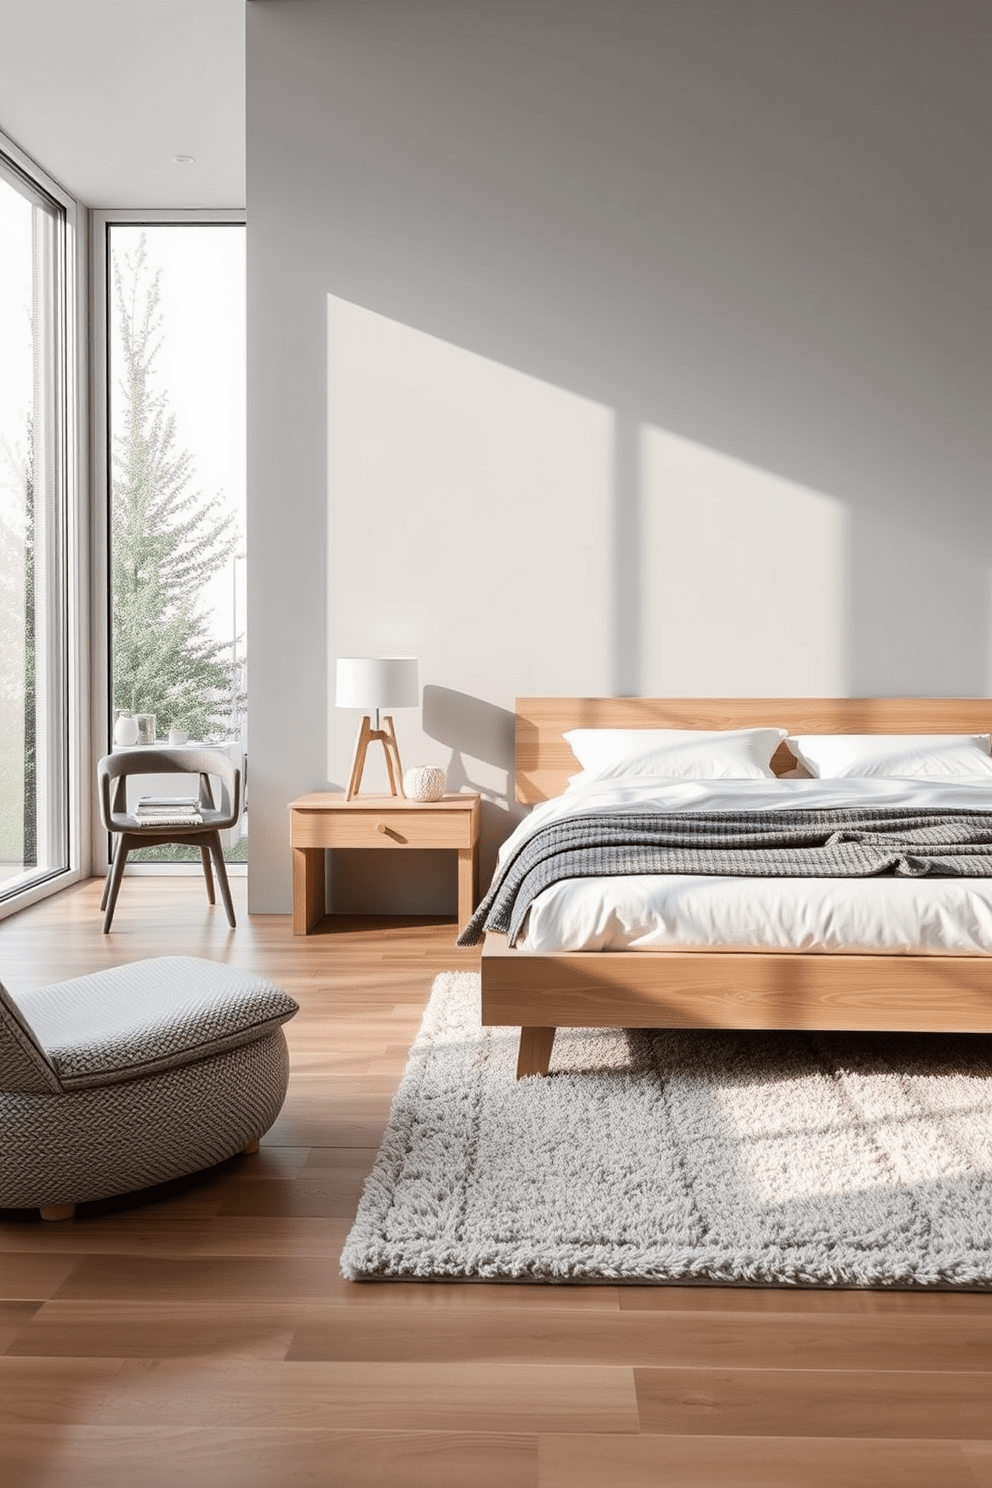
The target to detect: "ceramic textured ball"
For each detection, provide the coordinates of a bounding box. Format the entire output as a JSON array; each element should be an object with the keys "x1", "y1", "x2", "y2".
[{"x1": 403, "y1": 765, "x2": 446, "y2": 802}]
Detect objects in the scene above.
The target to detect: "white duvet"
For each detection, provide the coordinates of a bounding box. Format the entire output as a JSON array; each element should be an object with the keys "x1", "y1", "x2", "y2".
[{"x1": 497, "y1": 776, "x2": 992, "y2": 955}]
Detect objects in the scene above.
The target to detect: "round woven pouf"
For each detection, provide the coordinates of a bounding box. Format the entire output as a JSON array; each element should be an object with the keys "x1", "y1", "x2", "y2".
[{"x1": 403, "y1": 765, "x2": 446, "y2": 802}]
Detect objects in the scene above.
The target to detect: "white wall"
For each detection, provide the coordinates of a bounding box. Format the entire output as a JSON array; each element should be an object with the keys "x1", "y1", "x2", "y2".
[{"x1": 247, "y1": 0, "x2": 992, "y2": 913}]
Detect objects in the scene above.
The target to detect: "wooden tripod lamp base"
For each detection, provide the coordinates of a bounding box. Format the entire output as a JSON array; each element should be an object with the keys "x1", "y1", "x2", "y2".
[
  {"x1": 335, "y1": 657, "x2": 419, "y2": 800},
  {"x1": 345, "y1": 714, "x2": 406, "y2": 800}
]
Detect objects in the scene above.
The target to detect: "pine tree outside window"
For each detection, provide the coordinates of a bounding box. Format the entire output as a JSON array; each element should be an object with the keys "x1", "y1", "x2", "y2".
[{"x1": 107, "y1": 223, "x2": 246, "y2": 864}]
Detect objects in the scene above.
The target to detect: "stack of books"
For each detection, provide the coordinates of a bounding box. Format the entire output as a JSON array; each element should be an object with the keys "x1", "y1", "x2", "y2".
[{"x1": 134, "y1": 795, "x2": 204, "y2": 826}]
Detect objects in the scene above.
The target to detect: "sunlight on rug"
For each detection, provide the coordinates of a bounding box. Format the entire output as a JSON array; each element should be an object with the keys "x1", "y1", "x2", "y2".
[{"x1": 340, "y1": 972, "x2": 992, "y2": 1287}]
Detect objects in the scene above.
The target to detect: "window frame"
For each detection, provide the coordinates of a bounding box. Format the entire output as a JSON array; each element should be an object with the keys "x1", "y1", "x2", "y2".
[
  {"x1": 0, "y1": 128, "x2": 87, "y2": 920},
  {"x1": 90, "y1": 209, "x2": 247, "y2": 877}
]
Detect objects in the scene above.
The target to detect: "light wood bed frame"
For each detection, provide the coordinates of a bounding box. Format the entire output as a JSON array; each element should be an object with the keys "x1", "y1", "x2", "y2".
[{"x1": 480, "y1": 698, "x2": 992, "y2": 1077}]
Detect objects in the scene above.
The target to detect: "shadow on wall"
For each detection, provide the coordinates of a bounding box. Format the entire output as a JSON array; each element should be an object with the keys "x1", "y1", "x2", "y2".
[
  {"x1": 325, "y1": 288, "x2": 992, "y2": 708},
  {"x1": 423, "y1": 685, "x2": 514, "y2": 784},
  {"x1": 423, "y1": 686, "x2": 526, "y2": 885}
]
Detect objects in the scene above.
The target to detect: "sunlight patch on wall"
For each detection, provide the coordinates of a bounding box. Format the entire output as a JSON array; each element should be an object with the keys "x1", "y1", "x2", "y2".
[
  {"x1": 642, "y1": 426, "x2": 850, "y2": 696},
  {"x1": 326, "y1": 294, "x2": 612, "y2": 788}
]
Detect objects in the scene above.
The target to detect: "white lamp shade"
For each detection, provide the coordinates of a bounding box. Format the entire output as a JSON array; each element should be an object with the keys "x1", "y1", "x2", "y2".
[{"x1": 335, "y1": 657, "x2": 419, "y2": 711}]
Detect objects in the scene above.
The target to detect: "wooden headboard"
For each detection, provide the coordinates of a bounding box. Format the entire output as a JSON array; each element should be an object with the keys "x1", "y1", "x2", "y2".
[{"x1": 514, "y1": 697, "x2": 992, "y2": 804}]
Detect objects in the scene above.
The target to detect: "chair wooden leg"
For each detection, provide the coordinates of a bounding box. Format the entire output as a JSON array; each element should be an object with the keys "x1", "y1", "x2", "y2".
[
  {"x1": 242, "y1": 1138, "x2": 260, "y2": 1154},
  {"x1": 40, "y1": 1203, "x2": 75, "y2": 1221},
  {"x1": 99, "y1": 866, "x2": 113, "y2": 911},
  {"x1": 200, "y1": 846, "x2": 216, "y2": 904},
  {"x1": 102, "y1": 839, "x2": 130, "y2": 933},
  {"x1": 208, "y1": 835, "x2": 237, "y2": 928}
]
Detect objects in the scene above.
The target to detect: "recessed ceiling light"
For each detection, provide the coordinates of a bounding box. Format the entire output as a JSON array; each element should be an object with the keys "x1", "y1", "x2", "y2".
[{"x1": 171, "y1": 155, "x2": 196, "y2": 165}]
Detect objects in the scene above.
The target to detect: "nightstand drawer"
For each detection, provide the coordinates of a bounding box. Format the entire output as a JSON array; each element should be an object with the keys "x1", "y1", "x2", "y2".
[{"x1": 293, "y1": 806, "x2": 476, "y2": 850}]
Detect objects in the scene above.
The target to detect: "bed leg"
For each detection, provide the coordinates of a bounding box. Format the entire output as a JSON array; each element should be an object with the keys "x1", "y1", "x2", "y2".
[{"x1": 516, "y1": 1026, "x2": 556, "y2": 1079}]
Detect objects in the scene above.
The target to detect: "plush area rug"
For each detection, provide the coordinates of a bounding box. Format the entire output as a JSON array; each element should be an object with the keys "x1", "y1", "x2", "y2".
[{"x1": 340, "y1": 972, "x2": 992, "y2": 1287}]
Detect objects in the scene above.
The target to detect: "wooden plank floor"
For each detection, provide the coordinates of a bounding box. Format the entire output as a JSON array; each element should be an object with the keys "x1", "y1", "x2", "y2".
[{"x1": 2, "y1": 876, "x2": 992, "y2": 1487}]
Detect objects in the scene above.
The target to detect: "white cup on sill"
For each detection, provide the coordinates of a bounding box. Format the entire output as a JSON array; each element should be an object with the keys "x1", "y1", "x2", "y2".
[{"x1": 168, "y1": 729, "x2": 189, "y2": 746}]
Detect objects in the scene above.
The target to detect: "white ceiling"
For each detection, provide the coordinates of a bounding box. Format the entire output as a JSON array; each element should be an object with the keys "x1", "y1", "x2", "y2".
[{"x1": 0, "y1": 0, "x2": 245, "y2": 208}]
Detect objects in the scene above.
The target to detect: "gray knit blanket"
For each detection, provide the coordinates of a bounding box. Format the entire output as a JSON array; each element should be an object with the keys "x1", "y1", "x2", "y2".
[{"x1": 458, "y1": 806, "x2": 992, "y2": 947}]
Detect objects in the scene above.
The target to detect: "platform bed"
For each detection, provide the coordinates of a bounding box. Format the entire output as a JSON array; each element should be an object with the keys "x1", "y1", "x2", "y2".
[{"x1": 480, "y1": 697, "x2": 992, "y2": 1077}]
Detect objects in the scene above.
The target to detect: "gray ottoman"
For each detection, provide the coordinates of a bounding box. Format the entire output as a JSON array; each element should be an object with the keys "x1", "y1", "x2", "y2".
[{"x1": 0, "y1": 956, "x2": 298, "y2": 1219}]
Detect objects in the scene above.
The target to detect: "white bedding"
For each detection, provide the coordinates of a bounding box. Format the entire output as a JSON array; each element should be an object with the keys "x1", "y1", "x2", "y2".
[{"x1": 499, "y1": 777, "x2": 992, "y2": 955}]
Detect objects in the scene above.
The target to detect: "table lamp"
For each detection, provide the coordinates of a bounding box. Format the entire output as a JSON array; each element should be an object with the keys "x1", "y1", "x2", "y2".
[{"x1": 335, "y1": 657, "x2": 419, "y2": 799}]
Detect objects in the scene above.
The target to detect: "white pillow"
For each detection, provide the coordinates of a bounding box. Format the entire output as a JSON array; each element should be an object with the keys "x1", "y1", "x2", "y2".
[
  {"x1": 563, "y1": 727, "x2": 787, "y2": 784},
  {"x1": 786, "y1": 733, "x2": 992, "y2": 780}
]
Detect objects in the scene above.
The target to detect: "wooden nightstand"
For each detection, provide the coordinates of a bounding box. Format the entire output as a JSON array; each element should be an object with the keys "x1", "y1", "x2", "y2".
[{"x1": 288, "y1": 791, "x2": 481, "y2": 935}]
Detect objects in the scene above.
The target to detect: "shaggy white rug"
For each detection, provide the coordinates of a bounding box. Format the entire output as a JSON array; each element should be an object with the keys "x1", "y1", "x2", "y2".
[{"x1": 340, "y1": 972, "x2": 992, "y2": 1287}]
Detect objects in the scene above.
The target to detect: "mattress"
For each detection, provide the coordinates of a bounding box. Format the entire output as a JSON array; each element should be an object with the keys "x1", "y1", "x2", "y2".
[
  {"x1": 520, "y1": 872, "x2": 992, "y2": 954},
  {"x1": 499, "y1": 776, "x2": 992, "y2": 955}
]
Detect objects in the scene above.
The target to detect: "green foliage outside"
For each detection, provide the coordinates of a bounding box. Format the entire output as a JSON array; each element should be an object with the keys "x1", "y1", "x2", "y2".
[
  {"x1": 112, "y1": 236, "x2": 243, "y2": 740},
  {"x1": 0, "y1": 423, "x2": 36, "y2": 868},
  {"x1": 126, "y1": 838, "x2": 247, "y2": 865}
]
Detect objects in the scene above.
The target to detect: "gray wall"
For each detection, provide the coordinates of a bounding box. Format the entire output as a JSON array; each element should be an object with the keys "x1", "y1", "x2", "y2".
[{"x1": 246, "y1": 0, "x2": 992, "y2": 913}]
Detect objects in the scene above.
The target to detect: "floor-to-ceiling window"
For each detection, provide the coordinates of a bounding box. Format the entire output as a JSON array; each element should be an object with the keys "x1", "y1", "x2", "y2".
[
  {"x1": 105, "y1": 221, "x2": 246, "y2": 864},
  {"x1": 0, "y1": 153, "x2": 70, "y2": 901}
]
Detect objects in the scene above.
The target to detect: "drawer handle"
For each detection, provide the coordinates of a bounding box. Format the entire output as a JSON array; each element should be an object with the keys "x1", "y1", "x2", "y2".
[{"x1": 376, "y1": 822, "x2": 406, "y2": 842}]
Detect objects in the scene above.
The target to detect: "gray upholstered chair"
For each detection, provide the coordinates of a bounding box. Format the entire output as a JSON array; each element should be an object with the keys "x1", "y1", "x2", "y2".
[
  {"x1": 0, "y1": 956, "x2": 297, "y2": 1220},
  {"x1": 98, "y1": 747, "x2": 242, "y2": 933}
]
